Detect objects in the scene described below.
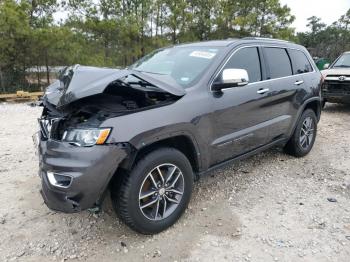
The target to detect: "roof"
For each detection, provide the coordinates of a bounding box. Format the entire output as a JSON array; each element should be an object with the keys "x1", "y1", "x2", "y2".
[
  {"x1": 178, "y1": 39, "x2": 238, "y2": 47},
  {"x1": 242, "y1": 37, "x2": 292, "y2": 43},
  {"x1": 176, "y1": 37, "x2": 295, "y2": 48}
]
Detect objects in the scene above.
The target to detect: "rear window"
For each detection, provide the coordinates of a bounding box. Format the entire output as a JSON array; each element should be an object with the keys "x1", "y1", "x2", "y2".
[
  {"x1": 288, "y1": 49, "x2": 313, "y2": 74},
  {"x1": 264, "y1": 47, "x2": 292, "y2": 79}
]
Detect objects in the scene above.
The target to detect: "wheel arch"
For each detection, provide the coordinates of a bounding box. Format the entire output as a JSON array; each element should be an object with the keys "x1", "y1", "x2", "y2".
[
  {"x1": 287, "y1": 97, "x2": 321, "y2": 140},
  {"x1": 117, "y1": 134, "x2": 201, "y2": 174},
  {"x1": 303, "y1": 98, "x2": 321, "y2": 122}
]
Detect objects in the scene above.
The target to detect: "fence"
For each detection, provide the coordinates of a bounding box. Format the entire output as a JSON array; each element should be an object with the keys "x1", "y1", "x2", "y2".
[{"x1": 0, "y1": 66, "x2": 64, "y2": 94}]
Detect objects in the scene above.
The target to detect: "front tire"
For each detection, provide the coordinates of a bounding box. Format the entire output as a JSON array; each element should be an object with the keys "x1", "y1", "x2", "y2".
[
  {"x1": 111, "y1": 148, "x2": 194, "y2": 234},
  {"x1": 284, "y1": 109, "x2": 317, "y2": 157}
]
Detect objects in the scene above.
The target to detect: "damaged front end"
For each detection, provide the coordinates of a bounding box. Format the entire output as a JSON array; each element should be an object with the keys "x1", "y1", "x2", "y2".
[
  {"x1": 37, "y1": 65, "x2": 184, "y2": 212},
  {"x1": 41, "y1": 65, "x2": 184, "y2": 141}
]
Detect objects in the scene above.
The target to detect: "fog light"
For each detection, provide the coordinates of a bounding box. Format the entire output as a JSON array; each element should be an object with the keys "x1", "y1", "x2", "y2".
[{"x1": 47, "y1": 172, "x2": 72, "y2": 188}]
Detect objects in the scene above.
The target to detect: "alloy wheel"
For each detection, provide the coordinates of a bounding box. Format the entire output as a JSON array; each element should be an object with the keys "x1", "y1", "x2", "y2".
[
  {"x1": 299, "y1": 116, "x2": 314, "y2": 149},
  {"x1": 138, "y1": 163, "x2": 185, "y2": 221}
]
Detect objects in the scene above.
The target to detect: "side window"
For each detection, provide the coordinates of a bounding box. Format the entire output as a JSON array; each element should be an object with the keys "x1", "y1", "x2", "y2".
[
  {"x1": 224, "y1": 47, "x2": 261, "y2": 83},
  {"x1": 264, "y1": 47, "x2": 292, "y2": 79},
  {"x1": 288, "y1": 49, "x2": 313, "y2": 74}
]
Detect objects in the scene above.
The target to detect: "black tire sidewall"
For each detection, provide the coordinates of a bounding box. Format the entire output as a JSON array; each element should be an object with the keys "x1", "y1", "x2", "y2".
[{"x1": 122, "y1": 148, "x2": 193, "y2": 234}]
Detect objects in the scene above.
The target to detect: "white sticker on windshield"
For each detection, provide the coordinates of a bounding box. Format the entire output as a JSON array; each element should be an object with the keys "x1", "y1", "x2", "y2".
[{"x1": 189, "y1": 51, "x2": 216, "y2": 59}]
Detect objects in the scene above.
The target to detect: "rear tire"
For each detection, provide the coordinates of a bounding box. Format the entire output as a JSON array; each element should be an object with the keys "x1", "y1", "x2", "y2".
[
  {"x1": 111, "y1": 147, "x2": 194, "y2": 234},
  {"x1": 284, "y1": 109, "x2": 317, "y2": 157}
]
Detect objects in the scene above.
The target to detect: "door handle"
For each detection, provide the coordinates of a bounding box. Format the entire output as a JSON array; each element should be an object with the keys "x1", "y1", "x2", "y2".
[
  {"x1": 294, "y1": 80, "x2": 304, "y2": 85},
  {"x1": 257, "y1": 88, "x2": 269, "y2": 94}
]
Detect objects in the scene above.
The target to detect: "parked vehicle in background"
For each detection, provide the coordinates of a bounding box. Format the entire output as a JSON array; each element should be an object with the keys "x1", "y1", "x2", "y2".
[
  {"x1": 321, "y1": 52, "x2": 350, "y2": 106},
  {"x1": 35, "y1": 38, "x2": 322, "y2": 234}
]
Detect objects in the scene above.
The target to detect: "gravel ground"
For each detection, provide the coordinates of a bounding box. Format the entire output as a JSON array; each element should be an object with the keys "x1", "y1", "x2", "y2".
[{"x1": 0, "y1": 102, "x2": 349, "y2": 262}]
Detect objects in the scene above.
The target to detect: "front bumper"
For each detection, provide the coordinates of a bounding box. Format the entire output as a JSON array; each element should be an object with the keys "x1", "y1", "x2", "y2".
[
  {"x1": 38, "y1": 138, "x2": 128, "y2": 213},
  {"x1": 322, "y1": 92, "x2": 350, "y2": 104},
  {"x1": 322, "y1": 80, "x2": 350, "y2": 104}
]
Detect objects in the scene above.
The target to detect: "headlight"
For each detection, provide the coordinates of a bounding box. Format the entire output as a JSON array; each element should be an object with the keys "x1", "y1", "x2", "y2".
[{"x1": 62, "y1": 128, "x2": 111, "y2": 147}]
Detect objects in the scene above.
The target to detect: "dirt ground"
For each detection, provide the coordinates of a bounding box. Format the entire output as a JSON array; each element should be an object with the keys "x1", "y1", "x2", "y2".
[{"x1": 0, "y1": 103, "x2": 349, "y2": 262}]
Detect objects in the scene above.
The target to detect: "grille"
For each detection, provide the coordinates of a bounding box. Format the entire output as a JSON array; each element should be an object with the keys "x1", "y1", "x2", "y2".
[
  {"x1": 323, "y1": 80, "x2": 350, "y2": 94},
  {"x1": 39, "y1": 119, "x2": 51, "y2": 140},
  {"x1": 39, "y1": 118, "x2": 64, "y2": 140}
]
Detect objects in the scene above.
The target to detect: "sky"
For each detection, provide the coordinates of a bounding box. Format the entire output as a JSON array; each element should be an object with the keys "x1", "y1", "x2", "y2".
[{"x1": 280, "y1": 0, "x2": 350, "y2": 32}]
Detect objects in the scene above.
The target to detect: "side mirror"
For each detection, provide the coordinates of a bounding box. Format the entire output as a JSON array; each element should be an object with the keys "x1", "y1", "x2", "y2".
[
  {"x1": 212, "y1": 69, "x2": 249, "y2": 92},
  {"x1": 323, "y1": 63, "x2": 330, "y2": 69}
]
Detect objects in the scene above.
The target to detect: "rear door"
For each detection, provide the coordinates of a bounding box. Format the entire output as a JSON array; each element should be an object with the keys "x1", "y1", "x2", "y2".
[
  {"x1": 262, "y1": 47, "x2": 309, "y2": 143},
  {"x1": 288, "y1": 48, "x2": 317, "y2": 104}
]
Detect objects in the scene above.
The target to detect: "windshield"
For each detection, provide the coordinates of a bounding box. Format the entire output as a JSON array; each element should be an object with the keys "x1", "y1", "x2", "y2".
[
  {"x1": 130, "y1": 46, "x2": 222, "y2": 88},
  {"x1": 332, "y1": 53, "x2": 350, "y2": 68}
]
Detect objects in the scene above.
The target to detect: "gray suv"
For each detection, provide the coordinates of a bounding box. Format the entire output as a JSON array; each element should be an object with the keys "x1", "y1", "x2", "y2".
[{"x1": 35, "y1": 38, "x2": 322, "y2": 234}]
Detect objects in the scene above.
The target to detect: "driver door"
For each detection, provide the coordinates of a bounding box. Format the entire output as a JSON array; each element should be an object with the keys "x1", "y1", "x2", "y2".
[{"x1": 209, "y1": 46, "x2": 273, "y2": 165}]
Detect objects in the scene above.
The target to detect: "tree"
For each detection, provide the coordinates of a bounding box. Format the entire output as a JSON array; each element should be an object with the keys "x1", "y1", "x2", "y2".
[
  {"x1": 298, "y1": 10, "x2": 350, "y2": 61},
  {"x1": 306, "y1": 16, "x2": 326, "y2": 34},
  {"x1": 0, "y1": 0, "x2": 308, "y2": 93},
  {"x1": 338, "y1": 9, "x2": 350, "y2": 30},
  {"x1": 0, "y1": 0, "x2": 31, "y2": 93},
  {"x1": 249, "y1": 0, "x2": 295, "y2": 39}
]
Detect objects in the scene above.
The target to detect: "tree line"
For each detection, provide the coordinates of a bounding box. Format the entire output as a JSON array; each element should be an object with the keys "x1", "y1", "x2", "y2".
[
  {"x1": 298, "y1": 11, "x2": 350, "y2": 62},
  {"x1": 0, "y1": 0, "x2": 349, "y2": 93}
]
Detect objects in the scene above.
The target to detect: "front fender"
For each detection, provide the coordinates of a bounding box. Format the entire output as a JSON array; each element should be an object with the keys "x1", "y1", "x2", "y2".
[{"x1": 129, "y1": 124, "x2": 206, "y2": 171}]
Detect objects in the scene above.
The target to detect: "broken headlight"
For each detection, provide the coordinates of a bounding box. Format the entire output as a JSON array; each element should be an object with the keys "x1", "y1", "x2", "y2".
[{"x1": 62, "y1": 128, "x2": 111, "y2": 147}]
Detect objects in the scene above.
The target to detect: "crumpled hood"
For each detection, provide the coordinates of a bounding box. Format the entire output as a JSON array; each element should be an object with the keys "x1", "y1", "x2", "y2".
[
  {"x1": 321, "y1": 68, "x2": 350, "y2": 77},
  {"x1": 44, "y1": 65, "x2": 185, "y2": 108}
]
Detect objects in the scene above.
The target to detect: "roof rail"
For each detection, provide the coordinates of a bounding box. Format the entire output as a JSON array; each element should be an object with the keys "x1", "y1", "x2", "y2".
[{"x1": 242, "y1": 37, "x2": 292, "y2": 43}]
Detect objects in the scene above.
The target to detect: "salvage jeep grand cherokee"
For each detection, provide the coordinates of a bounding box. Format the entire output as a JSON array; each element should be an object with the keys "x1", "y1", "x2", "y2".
[{"x1": 35, "y1": 38, "x2": 322, "y2": 234}]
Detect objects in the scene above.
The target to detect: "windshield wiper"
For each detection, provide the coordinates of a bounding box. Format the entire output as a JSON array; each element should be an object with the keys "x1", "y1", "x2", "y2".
[
  {"x1": 116, "y1": 74, "x2": 165, "y2": 92},
  {"x1": 128, "y1": 80, "x2": 165, "y2": 92},
  {"x1": 128, "y1": 80, "x2": 154, "y2": 87},
  {"x1": 132, "y1": 69, "x2": 167, "y2": 75},
  {"x1": 333, "y1": 65, "x2": 350, "y2": 68}
]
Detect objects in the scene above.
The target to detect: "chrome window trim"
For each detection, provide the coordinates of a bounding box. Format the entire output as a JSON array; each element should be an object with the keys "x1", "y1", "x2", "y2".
[{"x1": 209, "y1": 44, "x2": 316, "y2": 91}]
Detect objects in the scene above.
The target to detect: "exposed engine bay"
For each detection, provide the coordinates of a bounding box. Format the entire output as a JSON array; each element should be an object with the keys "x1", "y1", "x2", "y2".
[{"x1": 40, "y1": 67, "x2": 182, "y2": 141}]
